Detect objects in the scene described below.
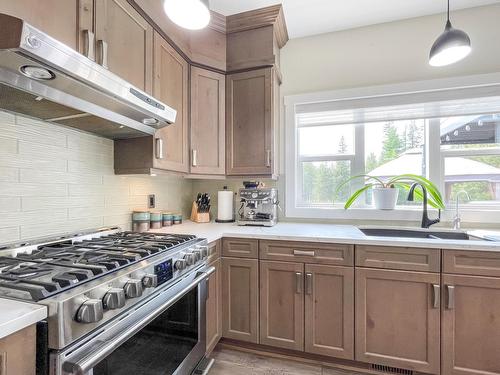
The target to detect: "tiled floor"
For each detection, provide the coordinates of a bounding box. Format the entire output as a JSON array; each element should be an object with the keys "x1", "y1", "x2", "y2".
[{"x1": 209, "y1": 348, "x2": 365, "y2": 375}]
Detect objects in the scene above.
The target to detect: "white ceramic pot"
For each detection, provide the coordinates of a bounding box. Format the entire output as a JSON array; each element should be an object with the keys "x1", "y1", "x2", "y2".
[{"x1": 372, "y1": 187, "x2": 399, "y2": 210}]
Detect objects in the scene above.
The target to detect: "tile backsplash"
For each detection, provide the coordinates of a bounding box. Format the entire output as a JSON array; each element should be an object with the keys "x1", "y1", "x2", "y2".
[{"x1": 0, "y1": 111, "x2": 192, "y2": 243}]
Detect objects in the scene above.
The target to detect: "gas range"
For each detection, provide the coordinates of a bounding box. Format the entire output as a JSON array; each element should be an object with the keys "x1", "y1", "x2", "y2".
[{"x1": 0, "y1": 228, "x2": 209, "y2": 351}]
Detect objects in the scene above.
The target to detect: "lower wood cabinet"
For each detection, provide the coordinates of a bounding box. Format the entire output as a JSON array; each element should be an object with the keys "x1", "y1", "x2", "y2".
[
  {"x1": 222, "y1": 257, "x2": 259, "y2": 343},
  {"x1": 259, "y1": 261, "x2": 354, "y2": 357},
  {"x1": 305, "y1": 264, "x2": 354, "y2": 359},
  {"x1": 442, "y1": 274, "x2": 500, "y2": 375},
  {"x1": 259, "y1": 261, "x2": 304, "y2": 351},
  {"x1": 355, "y1": 268, "x2": 441, "y2": 374},
  {"x1": 0, "y1": 325, "x2": 36, "y2": 375},
  {"x1": 206, "y1": 258, "x2": 222, "y2": 355}
]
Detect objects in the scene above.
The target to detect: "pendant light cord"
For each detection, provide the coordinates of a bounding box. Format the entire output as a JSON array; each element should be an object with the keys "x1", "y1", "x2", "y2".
[{"x1": 447, "y1": 0, "x2": 450, "y2": 21}]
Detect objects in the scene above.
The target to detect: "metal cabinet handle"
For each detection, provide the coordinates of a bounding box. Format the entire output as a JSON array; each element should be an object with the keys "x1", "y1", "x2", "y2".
[
  {"x1": 192, "y1": 149, "x2": 197, "y2": 167},
  {"x1": 446, "y1": 285, "x2": 455, "y2": 309},
  {"x1": 155, "y1": 138, "x2": 164, "y2": 159},
  {"x1": 266, "y1": 150, "x2": 271, "y2": 167},
  {"x1": 295, "y1": 272, "x2": 303, "y2": 294},
  {"x1": 293, "y1": 250, "x2": 315, "y2": 257},
  {"x1": 83, "y1": 30, "x2": 95, "y2": 61},
  {"x1": 97, "y1": 40, "x2": 108, "y2": 69},
  {"x1": 432, "y1": 284, "x2": 440, "y2": 309},
  {"x1": 305, "y1": 273, "x2": 313, "y2": 295}
]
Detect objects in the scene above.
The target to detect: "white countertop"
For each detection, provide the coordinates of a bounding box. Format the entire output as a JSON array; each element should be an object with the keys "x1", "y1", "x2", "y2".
[
  {"x1": 0, "y1": 299, "x2": 46, "y2": 339},
  {"x1": 152, "y1": 221, "x2": 500, "y2": 251}
]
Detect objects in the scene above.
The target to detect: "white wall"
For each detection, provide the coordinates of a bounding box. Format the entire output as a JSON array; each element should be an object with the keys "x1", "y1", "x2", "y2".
[
  {"x1": 281, "y1": 4, "x2": 500, "y2": 96},
  {"x1": 0, "y1": 111, "x2": 193, "y2": 243}
]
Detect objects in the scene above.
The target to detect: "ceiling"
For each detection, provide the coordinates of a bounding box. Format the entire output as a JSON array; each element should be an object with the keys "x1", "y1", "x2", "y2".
[{"x1": 210, "y1": 0, "x2": 500, "y2": 38}]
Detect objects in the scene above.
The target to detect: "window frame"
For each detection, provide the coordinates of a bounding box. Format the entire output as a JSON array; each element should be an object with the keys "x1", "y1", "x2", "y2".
[{"x1": 284, "y1": 73, "x2": 500, "y2": 223}]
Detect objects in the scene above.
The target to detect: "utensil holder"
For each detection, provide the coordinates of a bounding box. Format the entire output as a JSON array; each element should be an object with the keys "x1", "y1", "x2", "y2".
[{"x1": 190, "y1": 201, "x2": 210, "y2": 223}]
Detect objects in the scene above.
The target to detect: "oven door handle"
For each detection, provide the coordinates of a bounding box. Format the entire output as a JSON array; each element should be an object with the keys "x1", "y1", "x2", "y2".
[{"x1": 63, "y1": 267, "x2": 215, "y2": 375}]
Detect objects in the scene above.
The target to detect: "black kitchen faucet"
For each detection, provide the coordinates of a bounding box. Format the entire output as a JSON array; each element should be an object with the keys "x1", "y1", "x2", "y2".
[{"x1": 407, "y1": 183, "x2": 441, "y2": 229}]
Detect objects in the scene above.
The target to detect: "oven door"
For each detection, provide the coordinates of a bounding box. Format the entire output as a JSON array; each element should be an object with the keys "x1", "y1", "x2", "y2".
[{"x1": 53, "y1": 265, "x2": 214, "y2": 375}]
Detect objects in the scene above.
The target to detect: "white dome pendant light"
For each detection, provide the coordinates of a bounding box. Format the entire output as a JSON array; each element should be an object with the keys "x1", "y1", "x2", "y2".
[
  {"x1": 429, "y1": 0, "x2": 471, "y2": 67},
  {"x1": 163, "y1": 0, "x2": 210, "y2": 30}
]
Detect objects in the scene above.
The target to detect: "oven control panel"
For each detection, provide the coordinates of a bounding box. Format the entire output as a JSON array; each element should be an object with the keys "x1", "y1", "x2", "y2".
[{"x1": 154, "y1": 259, "x2": 173, "y2": 286}]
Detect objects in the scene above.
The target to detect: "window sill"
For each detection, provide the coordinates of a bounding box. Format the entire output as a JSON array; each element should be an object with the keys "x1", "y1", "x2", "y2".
[{"x1": 285, "y1": 206, "x2": 500, "y2": 224}]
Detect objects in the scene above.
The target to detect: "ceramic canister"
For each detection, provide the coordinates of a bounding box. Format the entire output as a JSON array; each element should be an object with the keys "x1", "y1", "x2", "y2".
[
  {"x1": 172, "y1": 214, "x2": 183, "y2": 225},
  {"x1": 150, "y1": 211, "x2": 163, "y2": 229},
  {"x1": 162, "y1": 212, "x2": 174, "y2": 226},
  {"x1": 132, "y1": 211, "x2": 151, "y2": 232}
]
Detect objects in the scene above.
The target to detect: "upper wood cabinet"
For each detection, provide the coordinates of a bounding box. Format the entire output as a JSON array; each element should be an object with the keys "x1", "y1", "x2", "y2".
[
  {"x1": 0, "y1": 0, "x2": 92, "y2": 52},
  {"x1": 94, "y1": 0, "x2": 153, "y2": 92},
  {"x1": 305, "y1": 264, "x2": 354, "y2": 360},
  {"x1": 259, "y1": 260, "x2": 304, "y2": 351},
  {"x1": 152, "y1": 32, "x2": 189, "y2": 173},
  {"x1": 441, "y1": 274, "x2": 500, "y2": 375},
  {"x1": 355, "y1": 268, "x2": 440, "y2": 374},
  {"x1": 190, "y1": 67, "x2": 225, "y2": 175},
  {"x1": 226, "y1": 68, "x2": 280, "y2": 177},
  {"x1": 222, "y1": 257, "x2": 259, "y2": 343}
]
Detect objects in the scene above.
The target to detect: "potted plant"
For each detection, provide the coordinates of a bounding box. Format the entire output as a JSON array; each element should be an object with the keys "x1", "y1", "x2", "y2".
[{"x1": 336, "y1": 174, "x2": 445, "y2": 210}]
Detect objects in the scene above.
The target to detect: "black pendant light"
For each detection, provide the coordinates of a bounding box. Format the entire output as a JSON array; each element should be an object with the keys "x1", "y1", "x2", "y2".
[{"x1": 429, "y1": 0, "x2": 471, "y2": 67}]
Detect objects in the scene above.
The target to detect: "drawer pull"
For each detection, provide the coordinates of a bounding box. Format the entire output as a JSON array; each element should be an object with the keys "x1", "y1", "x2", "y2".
[
  {"x1": 293, "y1": 250, "x2": 315, "y2": 257},
  {"x1": 295, "y1": 272, "x2": 303, "y2": 294},
  {"x1": 431, "y1": 284, "x2": 440, "y2": 309},
  {"x1": 305, "y1": 273, "x2": 313, "y2": 295},
  {"x1": 446, "y1": 285, "x2": 455, "y2": 310}
]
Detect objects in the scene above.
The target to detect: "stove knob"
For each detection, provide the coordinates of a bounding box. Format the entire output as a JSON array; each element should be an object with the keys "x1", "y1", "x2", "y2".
[
  {"x1": 192, "y1": 250, "x2": 201, "y2": 262},
  {"x1": 184, "y1": 253, "x2": 195, "y2": 266},
  {"x1": 102, "y1": 288, "x2": 126, "y2": 310},
  {"x1": 198, "y1": 246, "x2": 208, "y2": 259},
  {"x1": 76, "y1": 299, "x2": 103, "y2": 323},
  {"x1": 124, "y1": 279, "x2": 143, "y2": 298},
  {"x1": 142, "y1": 274, "x2": 158, "y2": 288},
  {"x1": 174, "y1": 259, "x2": 187, "y2": 271}
]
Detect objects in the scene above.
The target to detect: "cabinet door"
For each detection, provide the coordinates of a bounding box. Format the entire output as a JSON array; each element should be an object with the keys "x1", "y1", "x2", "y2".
[
  {"x1": 260, "y1": 261, "x2": 304, "y2": 351},
  {"x1": 206, "y1": 259, "x2": 222, "y2": 355},
  {"x1": 355, "y1": 268, "x2": 440, "y2": 374},
  {"x1": 305, "y1": 264, "x2": 354, "y2": 359},
  {"x1": 226, "y1": 68, "x2": 274, "y2": 176},
  {"x1": 442, "y1": 274, "x2": 500, "y2": 375},
  {"x1": 222, "y1": 257, "x2": 259, "y2": 343},
  {"x1": 152, "y1": 32, "x2": 189, "y2": 173},
  {"x1": 0, "y1": 325, "x2": 36, "y2": 375},
  {"x1": 190, "y1": 67, "x2": 225, "y2": 175},
  {"x1": 94, "y1": 0, "x2": 153, "y2": 92},
  {"x1": 0, "y1": 0, "x2": 92, "y2": 52}
]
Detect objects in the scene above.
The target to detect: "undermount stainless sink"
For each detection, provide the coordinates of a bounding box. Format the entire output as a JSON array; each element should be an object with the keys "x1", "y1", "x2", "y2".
[{"x1": 359, "y1": 227, "x2": 476, "y2": 241}]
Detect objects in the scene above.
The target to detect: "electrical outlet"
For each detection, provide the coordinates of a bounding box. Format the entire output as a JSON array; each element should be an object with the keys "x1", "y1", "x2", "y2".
[{"x1": 148, "y1": 194, "x2": 156, "y2": 208}]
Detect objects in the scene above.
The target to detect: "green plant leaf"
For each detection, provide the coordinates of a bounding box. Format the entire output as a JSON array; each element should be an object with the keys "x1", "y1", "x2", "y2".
[
  {"x1": 335, "y1": 174, "x2": 386, "y2": 198},
  {"x1": 343, "y1": 184, "x2": 373, "y2": 209},
  {"x1": 389, "y1": 174, "x2": 445, "y2": 209}
]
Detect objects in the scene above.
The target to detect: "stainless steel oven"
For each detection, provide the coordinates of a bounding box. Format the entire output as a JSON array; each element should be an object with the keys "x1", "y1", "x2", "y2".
[{"x1": 51, "y1": 265, "x2": 214, "y2": 375}]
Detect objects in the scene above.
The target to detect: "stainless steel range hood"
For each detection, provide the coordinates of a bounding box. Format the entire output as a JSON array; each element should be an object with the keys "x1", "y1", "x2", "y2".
[{"x1": 0, "y1": 13, "x2": 176, "y2": 139}]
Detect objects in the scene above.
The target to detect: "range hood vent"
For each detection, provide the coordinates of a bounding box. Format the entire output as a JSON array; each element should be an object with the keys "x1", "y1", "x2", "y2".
[{"x1": 0, "y1": 14, "x2": 176, "y2": 139}]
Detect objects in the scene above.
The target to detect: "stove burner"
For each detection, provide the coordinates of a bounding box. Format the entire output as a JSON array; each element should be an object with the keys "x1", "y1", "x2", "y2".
[{"x1": 0, "y1": 232, "x2": 196, "y2": 301}]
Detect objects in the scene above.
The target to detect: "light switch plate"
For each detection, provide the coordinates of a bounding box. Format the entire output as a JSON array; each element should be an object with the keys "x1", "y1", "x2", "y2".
[{"x1": 148, "y1": 194, "x2": 156, "y2": 209}]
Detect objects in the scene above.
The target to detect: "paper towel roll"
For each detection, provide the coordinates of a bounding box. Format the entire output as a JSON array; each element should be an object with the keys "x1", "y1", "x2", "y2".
[{"x1": 217, "y1": 190, "x2": 234, "y2": 221}]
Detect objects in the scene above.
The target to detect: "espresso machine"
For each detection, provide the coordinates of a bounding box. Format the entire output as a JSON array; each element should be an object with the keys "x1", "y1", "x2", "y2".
[{"x1": 237, "y1": 187, "x2": 278, "y2": 227}]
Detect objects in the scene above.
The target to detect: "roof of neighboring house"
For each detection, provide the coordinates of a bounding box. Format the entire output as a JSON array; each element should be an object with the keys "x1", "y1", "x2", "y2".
[{"x1": 369, "y1": 149, "x2": 500, "y2": 182}]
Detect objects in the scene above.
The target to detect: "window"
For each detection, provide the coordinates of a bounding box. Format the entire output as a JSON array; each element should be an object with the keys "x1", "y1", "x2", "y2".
[{"x1": 285, "y1": 74, "x2": 500, "y2": 221}]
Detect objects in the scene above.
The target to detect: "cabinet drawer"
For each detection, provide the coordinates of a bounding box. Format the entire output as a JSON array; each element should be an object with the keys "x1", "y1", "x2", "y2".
[
  {"x1": 260, "y1": 240, "x2": 353, "y2": 266},
  {"x1": 443, "y1": 250, "x2": 500, "y2": 277},
  {"x1": 355, "y1": 245, "x2": 440, "y2": 272},
  {"x1": 222, "y1": 238, "x2": 259, "y2": 258},
  {"x1": 207, "y1": 240, "x2": 221, "y2": 264}
]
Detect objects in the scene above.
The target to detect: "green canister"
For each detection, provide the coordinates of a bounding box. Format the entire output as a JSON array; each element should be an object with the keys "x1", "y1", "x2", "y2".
[
  {"x1": 172, "y1": 214, "x2": 183, "y2": 225},
  {"x1": 162, "y1": 212, "x2": 174, "y2": 226},
  {"x1": 132, "y1": 211, "x2": 150, "y2": 232},
  {"x1": 150, "y1": 211, "x2": 163, "y2": 229}
]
